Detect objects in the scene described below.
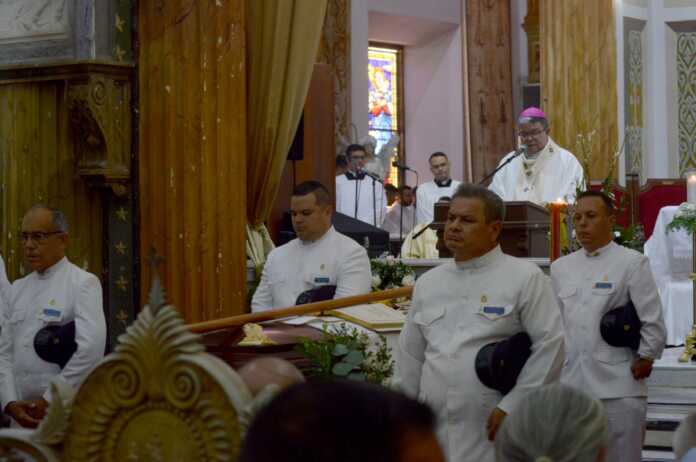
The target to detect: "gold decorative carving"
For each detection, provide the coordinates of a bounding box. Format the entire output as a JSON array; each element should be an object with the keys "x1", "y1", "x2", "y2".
[
  {"x1": 67, "y1": 72, "x2": 131, "y2": 185},
  {"x1": 0, "y1": 270, "x2": 276, "y2": 461},
  {"x1": 61, "y1": 280, "x2": 253, "y2": 461}
]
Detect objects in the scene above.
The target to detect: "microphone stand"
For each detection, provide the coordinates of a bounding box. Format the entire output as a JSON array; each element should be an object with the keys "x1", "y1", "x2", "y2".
[{"x1": 478, "y1": 147, "x2": 527, "y2": 185}]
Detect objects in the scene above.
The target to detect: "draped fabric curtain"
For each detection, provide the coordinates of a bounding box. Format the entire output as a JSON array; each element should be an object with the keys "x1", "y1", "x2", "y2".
[
  {"x1": 540, "y1": 0, "x2": 617, "y2": 181},
  {"x1": 245, "y1": 0, "x2": 328, "y2": 267}
]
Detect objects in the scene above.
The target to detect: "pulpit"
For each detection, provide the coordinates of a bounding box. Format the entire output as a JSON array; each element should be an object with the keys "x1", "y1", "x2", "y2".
[{"x1": 433, "y1": 200, "x2": 549, "y2": 258}]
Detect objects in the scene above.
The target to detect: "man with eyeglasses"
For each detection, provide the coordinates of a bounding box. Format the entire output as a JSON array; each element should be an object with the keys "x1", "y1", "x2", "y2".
[
  {"x1": 489, "y1": 107, "x2": 584, "y2": 205},
  {"x1": 335, "y1": 144, "x2": 388, "y2": 227},
  {"x1": 0, "y1": 205, "x2": 106, "y2": 428}
]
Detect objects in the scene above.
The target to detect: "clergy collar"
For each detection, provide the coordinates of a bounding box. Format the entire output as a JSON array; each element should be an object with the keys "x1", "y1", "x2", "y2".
[
  {"x1": 454, "y1": 245, "x2": 502, "y2": 270},
  {"x1": 299, "y1": 226, "x2": 335, "y2": 247},
  {"x1": 434, "y1": 178, "x2": 452, "y2": 188},
  {"x1": 345, "y1": 171, "x2": 366, "y2": 181},
  {"x1": 36, "y1": 256, "x2": 68, "y2": 280},
  {"x1": 583, "y1": 240, "x2": 615, "y2": 258}
]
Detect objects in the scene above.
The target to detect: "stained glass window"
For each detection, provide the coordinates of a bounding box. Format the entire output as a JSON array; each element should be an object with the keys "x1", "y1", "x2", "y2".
[{"x1": 368, "y1": 44, "x2": 403, "y2": 186}]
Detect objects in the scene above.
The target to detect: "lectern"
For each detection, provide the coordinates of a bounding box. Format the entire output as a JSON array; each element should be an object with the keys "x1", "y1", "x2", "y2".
[{"x1": 432, "y1": 201, "x2": 550, "y2": 258}]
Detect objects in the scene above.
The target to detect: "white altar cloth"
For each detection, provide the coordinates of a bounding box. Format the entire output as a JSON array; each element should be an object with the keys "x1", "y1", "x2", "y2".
[{"x1": 645, "y1": 206, "x2": 694, "y2": 346}]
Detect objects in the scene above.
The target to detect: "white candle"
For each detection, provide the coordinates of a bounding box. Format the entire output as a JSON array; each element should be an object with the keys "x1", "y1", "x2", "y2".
[{"x1": 688, "y1": 172, "x2": 696, "y2": 204}]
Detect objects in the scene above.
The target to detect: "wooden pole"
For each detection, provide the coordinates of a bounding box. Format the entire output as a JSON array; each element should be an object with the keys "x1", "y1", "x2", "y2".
[{"x1": 187, "y1": 286, "x2": 413, "y2": 334}]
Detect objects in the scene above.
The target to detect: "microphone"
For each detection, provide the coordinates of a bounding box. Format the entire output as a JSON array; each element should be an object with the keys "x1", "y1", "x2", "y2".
[
  {"x1": 477, "y1": 144, "x2": 528, "y2": 185},
  {"x1": 514, "y1": 144, "x2": 528, "y2": 157},
  {"x1": 392, "y1": 161, "x2": 416, "y2": 172}
]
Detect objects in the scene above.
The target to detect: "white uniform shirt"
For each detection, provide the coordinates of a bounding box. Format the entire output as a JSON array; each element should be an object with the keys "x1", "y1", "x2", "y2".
[
  {"x1": 0, "y1": 257, "x2": 106, "y2": 407},
  {"x1": 251, "y1": 227, "x2": 372, "y2": 312},
  {"x1": 398, "y1": 246, "x2": 564, "y2": 462},
  {"x1": 415, "y1": 180, "x2": 462, "y2": 225},
  {"x1": 489, "y1": 138, "x2": 584, "y2": 205},
  {"x1": 382, "y1": 203, "x2": 416, "y2": 238},
  {"x1": 551, "y1": 242, "x2": 667, "y2": 399},
  {"x1": 335, "y1": 173, "x2": 388, "y2": 226},
  {"x1": 0, "y1": 255, "x2": 10, "y2": 307}
]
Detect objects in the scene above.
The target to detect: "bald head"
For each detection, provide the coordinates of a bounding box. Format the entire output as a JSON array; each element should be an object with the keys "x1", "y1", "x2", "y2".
[{"x1": 238, "y1": 357, "x2": 305, "y2": 396}]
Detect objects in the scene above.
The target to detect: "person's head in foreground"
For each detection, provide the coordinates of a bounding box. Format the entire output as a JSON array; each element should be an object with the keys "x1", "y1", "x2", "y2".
[
  {"x1": 572, "y1": 190, "x2": 616, "y2": 253},
  {"x1": 674, "y1": 412, "x2": 696, "y2": 461},
  {"x1": 495, "y1": 383, "x2": 608, "y2": 462},
  {"x1": 240, "y1": 380, "x2": 445, "y2": 462},
  {"x1": 445, "y1": 184, "x2": 504, "y2": 261}
]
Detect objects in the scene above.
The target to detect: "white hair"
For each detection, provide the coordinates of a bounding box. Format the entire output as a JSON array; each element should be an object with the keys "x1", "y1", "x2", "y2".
[
  {"x1": 495, "y1": 384, "x2": 608, "y2": 462},
  {"x1": 674, "y1": 413, "x2": 696, "y2": 460}
]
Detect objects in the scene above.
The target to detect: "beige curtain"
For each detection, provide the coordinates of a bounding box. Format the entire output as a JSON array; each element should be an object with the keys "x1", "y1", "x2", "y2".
[
  {"x1": 540, "y1": 0, "x2": 618, "y2": 181},
  {"x1": 246, "y1": 0, "x2": 328, "y2": 224},
  {"x1": 245, "y1": 0, "x2": 328, "y2": 266}
]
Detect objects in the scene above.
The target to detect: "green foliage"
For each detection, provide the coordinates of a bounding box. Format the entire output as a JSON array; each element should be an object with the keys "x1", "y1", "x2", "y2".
[
  {"x1": 613, "y1": 223, "x2": 646, "y2": 252},
  {"x1": 370, "y1": 257, "x2": 415, "y2": 291},
  {"x1": 667, "y1": 203, "x2": 696, "y2": 235},
  {"x1": 295, "y1": 323, "x2": 394, "y2": 385}
]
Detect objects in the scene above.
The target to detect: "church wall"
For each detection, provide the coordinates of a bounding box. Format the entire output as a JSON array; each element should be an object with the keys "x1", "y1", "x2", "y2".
[
  {"x1": 351, "y1": 0, "x2": 464, "y2": 184},
  {"x1": 404, "y1": 29, "x2": 465, "y2": 184},
  {"x1": 138, "y1": 1, "x2": 247, "y2": 322},
  {"x1": 617, "y1": 0, "x2": 696, "y2": 181}
]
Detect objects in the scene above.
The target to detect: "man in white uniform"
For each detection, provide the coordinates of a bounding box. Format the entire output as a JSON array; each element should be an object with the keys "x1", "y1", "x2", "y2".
[
  {"x1": 335, "y1": 144, "x2": 388, "y2": 226},
  {"x1": 0, "y1": 205, "x2": 106, "y2": 428},
  {"x1": 489, "y1": 107, "x2": 584, "y2": 205},
  {"x1": 415, "y1": 152, "x2": 461, "y2": 225},
  {"x1": 382, "y1": 185, "x2": 416, "y2": 238},
  {"x1": 398, "y1": 184, "x2": 564, "y2": 462},
  {"x1": 252, "y1": 181, "x2": 372, "y2": 312},
  {"x1": 0, "y1": 254, "x2": 10, "y2": 306},
  {"x1": 551, "y1": 191, "x2": 666, "y2": 462}
]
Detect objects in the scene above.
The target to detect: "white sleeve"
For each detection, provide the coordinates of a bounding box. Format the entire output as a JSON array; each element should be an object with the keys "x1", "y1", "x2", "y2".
[
  {"x1": 498, "y1": 270, "x2": 565, "y2": 413},
  {"x1": 396, "y1": 286, "x2": 426, "y2": 398},
  {"x1": 629, "y1": 256, "x2": 667, "y2": 360},
  {"x1": 0, "y1": 256, "x2": 9, "y2": 307},
  {"x1": 334, "y1": 245, "x2": 371, "y2": 299},
  {"x1": 46, "y1": 274, "x2": 106, "y2": 401},
  {"x1": 251, "y1": 251, "x2": 276, "y2": 312},
  {"x1": 0, "y1": 292, "x2": 17, "y2": 409}
]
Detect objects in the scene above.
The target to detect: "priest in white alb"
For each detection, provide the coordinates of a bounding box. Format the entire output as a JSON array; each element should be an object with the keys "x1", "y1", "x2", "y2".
[
  {"x1": 415, "y1": 152, "x2": 461, "y2": 225},
  {"x1": 489, "y1": 107, "x2": 584, "y2": 205},
  {"x1": 335, "y1": 144, "x2": 388, "y2": 227}
]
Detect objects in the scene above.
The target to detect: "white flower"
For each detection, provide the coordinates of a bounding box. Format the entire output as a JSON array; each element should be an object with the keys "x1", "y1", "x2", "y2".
[
  {"x1": 402, "y1": 274, "x2": 416, "y2": 286},
  {"x1": 371, "y1": 275, "x2": 382, "y2": 288},
  {"x1": 614, "y1": 231, "x2": 621, "y2": 238},
  {"x1": 385, "y1": 255, "x2": 396, "y2": 266}
]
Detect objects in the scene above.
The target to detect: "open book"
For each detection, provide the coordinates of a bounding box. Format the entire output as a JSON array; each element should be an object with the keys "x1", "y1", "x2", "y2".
[{"x1": 328, "y1": 303, "x2": 405, "y2": 331}]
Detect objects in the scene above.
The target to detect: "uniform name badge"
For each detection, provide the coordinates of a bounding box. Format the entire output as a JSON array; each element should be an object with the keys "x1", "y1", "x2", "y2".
[
  {"x1": 593, "y1": 281, "x2": 613, "y2": 291},
  {"x1": 312, "y1": 275, "x2": 331, "y2": 286},
  {"x1": 478, "y1": 304, "x2": 512, "y2": 320},
  {"x1": 40, "y1": 307, "x2": 63, "y2": 324}
]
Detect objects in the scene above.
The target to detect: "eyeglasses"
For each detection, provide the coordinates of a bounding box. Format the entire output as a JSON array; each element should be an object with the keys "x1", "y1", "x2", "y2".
[
  {"x1": 518, "y1": 129, "x2": 545, "y2": 139},
  {"x1": 20, "y1": 231, "x2": 63, "y2": 244}
]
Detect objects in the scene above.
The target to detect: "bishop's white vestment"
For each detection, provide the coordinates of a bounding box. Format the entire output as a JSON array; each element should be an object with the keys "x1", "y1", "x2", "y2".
[{"x1": 488, "y1": 138, "x2": 584, "y2": 205}]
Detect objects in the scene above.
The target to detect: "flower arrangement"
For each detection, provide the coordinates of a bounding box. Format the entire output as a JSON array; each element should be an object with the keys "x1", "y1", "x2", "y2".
[
  {"x1": 295, "y1": 324, "x2": 394, "y2": 385},
  {"x1": 667, "y1": 202, "x2": 696, "y2": 235},
  {"x1": 370, "y1": 256, "x2": 416, "y2": 291}
]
